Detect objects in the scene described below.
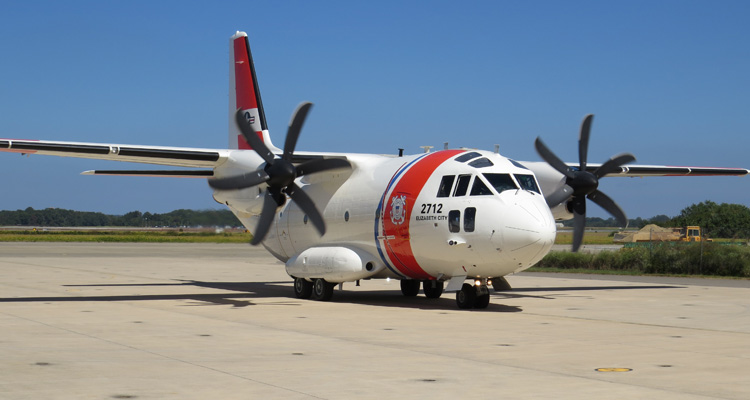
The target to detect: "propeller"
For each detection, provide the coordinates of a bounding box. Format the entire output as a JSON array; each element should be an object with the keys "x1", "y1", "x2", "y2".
[
  {"x1": 208, "y1": 102, "x2": 351, "y2": 245},
  {"x1": 534, "y1": 114, "x2": 635, "y2": 252}
]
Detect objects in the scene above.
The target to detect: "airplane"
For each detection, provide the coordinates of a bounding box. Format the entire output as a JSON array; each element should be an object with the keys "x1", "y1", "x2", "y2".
[{"x1": 2, "y1": 31, "x2": 748, "y2": 309}]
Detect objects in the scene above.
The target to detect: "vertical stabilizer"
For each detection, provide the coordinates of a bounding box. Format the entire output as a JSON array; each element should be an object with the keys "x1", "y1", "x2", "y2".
[{"x1": 229, "y1": 32, "x2": 276, "y2": 151}]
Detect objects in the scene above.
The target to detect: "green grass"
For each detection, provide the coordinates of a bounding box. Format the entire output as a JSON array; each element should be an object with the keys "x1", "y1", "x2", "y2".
[
  {"x1": 531, "y1": 244, "x2": 750, "y2": 278},
  {"x1": 554, "y1": 231, "x2": 615, "y2": 245},
  {"x1": 0, "y1": 230, "x2": 251, "y2": 243}
]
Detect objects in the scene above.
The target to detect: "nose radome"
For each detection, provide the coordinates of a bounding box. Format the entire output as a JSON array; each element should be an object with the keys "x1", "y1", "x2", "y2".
[{"x1": 502, "y1": 198, "x2": 556, "y2": 267}]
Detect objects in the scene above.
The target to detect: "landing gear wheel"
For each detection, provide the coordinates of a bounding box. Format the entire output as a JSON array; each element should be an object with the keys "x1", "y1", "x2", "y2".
[
  {"x1": 311, "y1": 278, "x2": 335, "y2": 301},
  {"x1": 423, "y1": 280, "x2": 444, "y2": 299},
  {"x1": 293, "y1": 277, "x2": 313, "y2": 299},
  {"x1": 400, "y1": 280, "x2": 420, "y2": 297},
  {"x1": 474, "y1": 293, "x2": 490, "y2": 309},
  {"x1": 456, "y1": 283, "x2": 476, "y2": 309}
]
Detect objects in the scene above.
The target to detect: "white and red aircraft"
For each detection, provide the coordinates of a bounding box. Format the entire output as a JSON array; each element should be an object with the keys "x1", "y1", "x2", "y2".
[{"x1": 2, "y1": 32, "x2": 748, "y2": 308}]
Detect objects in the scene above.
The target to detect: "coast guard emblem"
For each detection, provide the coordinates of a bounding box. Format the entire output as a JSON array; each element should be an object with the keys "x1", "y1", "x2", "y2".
[
  {"x1": 243, "y1": 111, "x2": 256, "y2": 125},
  {"x1": 390, "y1": 195, "x2": 407, "y2": 225}
]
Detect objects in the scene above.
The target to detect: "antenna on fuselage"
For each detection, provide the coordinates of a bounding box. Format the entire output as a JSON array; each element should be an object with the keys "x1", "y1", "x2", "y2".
[
  {"x1": 494, "y1": 144, "x2": 500, "y2": 154},
  {"x1": 444, "y1": 142, "x2": 449, "y2": 150},
  {"x1": 420, "y1": 146, "x2": 433, "y2": 153},
  {"x1": 398, "y1": 148, "x2": 404, "y2": 157}
]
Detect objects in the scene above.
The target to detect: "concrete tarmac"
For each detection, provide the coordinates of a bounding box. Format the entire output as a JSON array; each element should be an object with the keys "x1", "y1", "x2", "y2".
[{"x1": 1, "y1": 243, "x2": 749, "y2": 399}]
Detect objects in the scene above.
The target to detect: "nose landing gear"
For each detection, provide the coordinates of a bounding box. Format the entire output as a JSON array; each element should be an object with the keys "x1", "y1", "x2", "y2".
[{"x1": 456, "y1": 281, "x2": 490, "y2": 309}]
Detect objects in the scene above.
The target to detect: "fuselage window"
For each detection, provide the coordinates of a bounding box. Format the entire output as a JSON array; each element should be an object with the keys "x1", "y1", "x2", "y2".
[
  {"x1": 448, "y1": 210, "x2": 461, "y2": 233},
  {"x1": 437, "y1": 175, "x2": 455, "y2": 198},
  {"x1": 468, "y1": 157, "x2": 494, "y2": 168},
  {"x1": 453, "y1": 174, "x2": 472, "y2": 196},
  {"x1": 514, "y1": 174, "x2": 541, "y2": 194},
  {"x1": 470, "y1": 177, "x2": 493, "y2": 196},
  {"x1": 464, "y1": 207, "x2": 476, "y2": 232},
  {"x1": 483, "y1": 173, "x2": 518, "y2": 194},
  {"x1": 455, "y1": 152, "x2": 481, "y2": 163}
]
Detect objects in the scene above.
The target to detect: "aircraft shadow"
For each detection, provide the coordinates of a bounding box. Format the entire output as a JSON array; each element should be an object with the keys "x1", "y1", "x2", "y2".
[
  {"x1": 0, "y1": 281, "x2": 682, "y2": 311},
  {"x1": 0, "y1": 281, "x2": 292, "y2": 308},
  {"x1": 496, "y1": 285, "x2": 683, "y2": 300}
]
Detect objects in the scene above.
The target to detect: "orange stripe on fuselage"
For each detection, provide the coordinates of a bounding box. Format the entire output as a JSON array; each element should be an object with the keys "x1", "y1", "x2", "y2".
[{"x1": 382, "y1": 150, "x2": 464, "y2": 279}]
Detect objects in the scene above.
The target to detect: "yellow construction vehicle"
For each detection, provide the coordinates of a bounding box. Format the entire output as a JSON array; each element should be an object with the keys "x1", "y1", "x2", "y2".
[{"x1": 679, "y1": 226, "x2": 712, "y2": 242}]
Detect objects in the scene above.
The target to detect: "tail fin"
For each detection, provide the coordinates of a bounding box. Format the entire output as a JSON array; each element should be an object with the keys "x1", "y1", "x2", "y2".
[{"x1": 229, "y1": 31, "x2": 276, "y2": 151}]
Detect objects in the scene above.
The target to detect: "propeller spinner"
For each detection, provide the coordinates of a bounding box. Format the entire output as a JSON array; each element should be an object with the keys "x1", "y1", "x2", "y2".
[
  {"x1": 535, "y1": 114, "x2": 635, "y2": 252},
  {"x1": 208, "y1": 102, "x2": 351, "y2": 245}
]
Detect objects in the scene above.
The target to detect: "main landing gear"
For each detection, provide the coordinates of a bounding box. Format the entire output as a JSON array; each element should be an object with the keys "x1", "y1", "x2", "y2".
[
  {"x1": 293, "y1": 277, "x2": 335, "y2": 301},
  {"x1": 456, "y1": 282, "x2": 491, "y2": 309},
  {"x1": 399, "y1": 280, "x2": 445, "y2": 299}
]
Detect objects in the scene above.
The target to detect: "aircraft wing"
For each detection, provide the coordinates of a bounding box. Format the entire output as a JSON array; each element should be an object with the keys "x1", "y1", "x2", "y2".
[
  {"x1": 0, "y1": 139, "x2": 357, "y2": 179},
  {"x1": 0, "y1": 138, "x2": 230, "y2": 170},
  {"x1": 582, "y1": 163, "x2": 750, "y2": 177},
  {"x1": 522, "y1": 160, "x2": 749, "y2": 179}
]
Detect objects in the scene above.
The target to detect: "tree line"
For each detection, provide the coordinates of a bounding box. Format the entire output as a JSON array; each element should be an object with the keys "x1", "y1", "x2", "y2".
[
  {"x1": 4, "y1": 201, "x2": 750, "y2": 238},
  {"x1": 561, "y1": 201, "x2": 750, "y2": 239},
  {"x1": 0, "y1": 207, "x2": 241, "y2": 227}
]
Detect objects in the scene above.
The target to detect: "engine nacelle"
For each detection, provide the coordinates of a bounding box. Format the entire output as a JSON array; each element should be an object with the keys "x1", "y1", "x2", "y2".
[
  {"x1": 285, "y1": 246, "x2": 384, "y2": 283},
  {"x1": 549, "y1": 202, "x2": 574, "y2": 221}
]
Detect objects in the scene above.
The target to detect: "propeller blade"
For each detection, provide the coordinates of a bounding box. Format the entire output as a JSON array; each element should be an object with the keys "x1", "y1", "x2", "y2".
[
  {"x1": 207, "y1": 170, "x2": 269, "y2": 190},
  {"x1": 534, "y1": 138, "x2": 575, "y2": 179},
  {"x1": 235, "y1": 109, "x2": 275, "y2": 164},
  {"x1": 593, "y1": 153, "x2": 636, "y2": 179},
  {"x1": 588, "y1": 190, "x2": 628, "y2": 228},
  {"x1": 283, "y1": 102, "x2": 313, "y2": 162},
  {"x1": 578, "y1": 114, "x2": 593, "y2": 171},
  {"x1": 285, "y1": 182, "x2": 326, "y2": 236},
  {"x1": 250, "y1": 191, "x2": 280, "y2": 245},
  {"x1": 296, "y1": 158, "x2": 352, "y2": 177},
  {"x1": 570, "y1": 196, "x2": 586, "y2": 252},
  {"x1": 544, "y1": 184, "x2": 575, "y2": 208}
]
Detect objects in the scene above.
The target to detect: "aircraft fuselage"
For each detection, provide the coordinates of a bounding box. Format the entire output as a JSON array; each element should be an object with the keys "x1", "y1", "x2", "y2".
[{"x1": 216, "y1": 149, "x2": 556, "y2": 283}]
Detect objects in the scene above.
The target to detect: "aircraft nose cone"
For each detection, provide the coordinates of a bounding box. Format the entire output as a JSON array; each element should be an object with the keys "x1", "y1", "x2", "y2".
[{"x1": 502, "y1": 196, "x2": 556, "y2": 269}]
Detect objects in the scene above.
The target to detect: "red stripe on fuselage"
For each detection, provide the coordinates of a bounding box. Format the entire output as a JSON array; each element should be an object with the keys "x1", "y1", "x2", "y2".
[
  {"x1": 382, "y1": 150, "x2": 464, "y2": 279},
  {"x1": 233, "y1": 36, "x2": 262, "y2": 150}
]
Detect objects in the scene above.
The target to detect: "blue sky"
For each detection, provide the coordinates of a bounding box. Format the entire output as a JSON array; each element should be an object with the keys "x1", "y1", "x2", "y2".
[{"x1": 1, "y1": 1, "x2": 749, "y2": 218}]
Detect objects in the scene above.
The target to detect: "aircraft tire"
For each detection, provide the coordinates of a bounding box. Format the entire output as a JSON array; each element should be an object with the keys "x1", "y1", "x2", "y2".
[
  {"x1": 293, "y1": 277, "x2": 313, "y2": 299},
  {"x1": 456, "y1": 283, "x2": 476, "y2": 309},
  {"x1": 312, "y1": 278, "x2": 335, "y2": 301},
  {"x1": 474, "y1": 292, "x2": 490, "y2": 309},
  {"x1": 423, "y1": 280, "x2": 444, "y2": 299},
  {"x1": 400, "y1": 280, "x2": 420, "y2": 297}
]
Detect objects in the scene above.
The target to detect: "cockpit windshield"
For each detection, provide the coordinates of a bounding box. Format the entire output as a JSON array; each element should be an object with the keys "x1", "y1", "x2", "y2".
[
  {"x1": 482, "y1": 173, "x2": 518, "y2": 194},
  {"x1": 514, "y1": 174, "x2": 541, "y2": 194}
]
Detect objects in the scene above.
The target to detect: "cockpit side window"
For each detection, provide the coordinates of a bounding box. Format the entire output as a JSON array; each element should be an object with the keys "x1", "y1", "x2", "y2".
[
  {"x1": 453, "y1": 174, "x2": 472, "y2": 196},
  {"x1": 464, "y1": 207, "x2": 476, "y2": 232},
  {"x1": 482, "y1": 173, "x2": 518, "y2": 194},
  {"x1": 514, "y1": 174, "x2": 541, "y2": 194},
  {"x1": 455, "y1": 152, "x2": 481, "y2": 163},
  {"x1": 468, "y1": 157, "x2": 494, "y2": 168},
  {"x1": 437, "y1": 175, "x2": 455, "y2": 198},
  {"x1": 448, "y1": 210, "x2": 461, "y2": 233},
  {"x1": 470, "y1": 177, "x2": 493, "y2": 196}
]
